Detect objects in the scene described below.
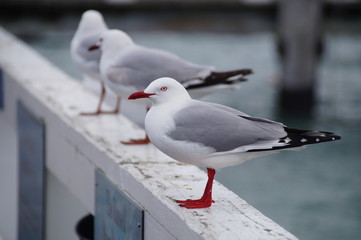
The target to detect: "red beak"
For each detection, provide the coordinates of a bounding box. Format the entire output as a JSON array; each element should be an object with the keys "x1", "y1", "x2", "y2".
[
  {"x1": 88, "y1": 44, "x2": 100, "y2": 51},
  {"x1": 128, "y1": 91, "x2": 155, "y2": 100}
]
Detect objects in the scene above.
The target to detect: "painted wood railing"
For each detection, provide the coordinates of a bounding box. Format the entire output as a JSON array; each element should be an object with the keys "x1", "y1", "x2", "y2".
[{"x1": 0, "y1": 26, "x2": 298, "y2": 240}]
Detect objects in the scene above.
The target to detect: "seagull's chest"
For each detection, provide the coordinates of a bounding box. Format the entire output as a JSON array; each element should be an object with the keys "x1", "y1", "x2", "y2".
[
  {"x1": 145, "y1": 105, "x2": 212, "y2": 165},
  {"x1": 145, "y1": 107, "x2": 175, "y2": 146}
]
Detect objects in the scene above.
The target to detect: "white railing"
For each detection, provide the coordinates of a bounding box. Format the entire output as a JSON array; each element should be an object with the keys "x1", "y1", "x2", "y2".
[{"x1": 0, "y1": 26, "x2": 298, "y2": 240}]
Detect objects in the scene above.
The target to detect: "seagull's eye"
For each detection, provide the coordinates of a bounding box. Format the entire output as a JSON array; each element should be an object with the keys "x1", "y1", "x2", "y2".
[
  {"x1": 160, "y1": 86, "x2": 168, "y2": 92},
  {"x1": 99, "y1": 38, "x2": 103, "y2": 42}
]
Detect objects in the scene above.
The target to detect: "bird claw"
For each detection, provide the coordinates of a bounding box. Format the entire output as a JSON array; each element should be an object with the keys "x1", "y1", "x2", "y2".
[
  {"x1": 80, "y1": 109, "x2": 119, "y2": 116},
  {"x1": 80, "y1": 110, "x2": 102, "y2": 116},
  {"x1": 121, "y1": 138, "x2": 151, "y2": 145},
  {"x1": 175, "y1": 199, "x2": 193, "y2": 204},
  {"x1": 176, "y1": 198, "x2": 214, "y2": 209},
  {"x1": 100, "y1": 109, "x2": 119, "y2": 114}
]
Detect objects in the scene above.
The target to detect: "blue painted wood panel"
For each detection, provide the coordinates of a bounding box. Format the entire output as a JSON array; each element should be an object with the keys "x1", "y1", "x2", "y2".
[
  {"x1": 0, "y1": 68, "x2": 3, "y2": 109},
  {"x1": 17, "y1": 102, "x2": 45, "y2": 240},
  {"x1": 95, "y1": 170, "x2": 144, "y2": 240}
]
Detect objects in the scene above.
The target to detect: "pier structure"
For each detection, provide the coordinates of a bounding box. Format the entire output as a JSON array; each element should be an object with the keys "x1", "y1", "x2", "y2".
[{"x1": 0, "y1": 27, "x2": 298, "y2": 240}]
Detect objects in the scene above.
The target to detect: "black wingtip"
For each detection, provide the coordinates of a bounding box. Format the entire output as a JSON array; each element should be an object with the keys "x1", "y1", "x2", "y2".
[
  {"x1": 210, "y1": 68, "x2": 254, "y2": 79},
  {"x1": 185, "y1": 68, "x2": 253, "y2": 90},
  {"x1": 238, "y1": 68, "x2": 253, "y2": 76},
  {"x1": 284, "y1": 128, "x2": 341, "y2": 146},
  {"x1": 247, "y1": 128, "x2": 341, "y2": 153}
]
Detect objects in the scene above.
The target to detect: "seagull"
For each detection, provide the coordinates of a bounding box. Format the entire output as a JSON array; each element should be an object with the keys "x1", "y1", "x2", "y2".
[
  {"x1": 89, "y1": 29, "x2": 252, "y2": 144},
  {"x1": 70, "y1": 10, "x2": 120, "y2": 116},
  {"x1": 128, "y1": 77, "x2": 341, "y2": 209}
]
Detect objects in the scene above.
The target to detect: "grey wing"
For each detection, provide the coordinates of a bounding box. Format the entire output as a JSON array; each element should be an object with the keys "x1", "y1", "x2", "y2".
[
  {"x1": 105, "y1": 64, "x2": 155, "y2": 91},
  {"x1": 117, "y1": 46, "x2": 212, "y2": 84},
  {"x1": 206, "y1": 101, "x2": 286, "y2": 130},
  {"x1": 168, "y1": 102, "x2": 287, "y2": 152},
  {"x1": 206, "y1": 102, "x2": 251, "y2": 117}
]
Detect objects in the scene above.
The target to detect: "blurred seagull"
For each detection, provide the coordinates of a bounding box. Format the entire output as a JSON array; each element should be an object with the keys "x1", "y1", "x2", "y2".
[
  {"x1": 128, "y1": 77, "x2": 341, "y2": 209},
  {"x1": 89, "y1": 29, "x2": 252, "y2": 144},
  {"x1": 71, "y1": 10, "x2": 120, "y2": 115}
]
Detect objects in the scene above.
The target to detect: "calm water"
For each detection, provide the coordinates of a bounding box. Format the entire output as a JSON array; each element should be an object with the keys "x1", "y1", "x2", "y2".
[{"x1": 2, "y1": 11, "x2": 360, "y2": 240}]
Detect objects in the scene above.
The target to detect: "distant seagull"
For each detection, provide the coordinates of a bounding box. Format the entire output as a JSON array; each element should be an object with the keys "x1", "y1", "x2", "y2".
[
  {"x1": 128, "y1": 77, "x2": 341, "y2": 209},
  {"x1": 70, "y1": 10, "x2": 120, "y2": 115},
  {"x1": 89, "y1": 29, "x2": 252, "y2": 144}
]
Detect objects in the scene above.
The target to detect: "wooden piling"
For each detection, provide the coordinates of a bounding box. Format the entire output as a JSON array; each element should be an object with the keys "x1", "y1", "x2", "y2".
[{"x1": 277, "y1": 0, "x2": 323, "y2": 113}]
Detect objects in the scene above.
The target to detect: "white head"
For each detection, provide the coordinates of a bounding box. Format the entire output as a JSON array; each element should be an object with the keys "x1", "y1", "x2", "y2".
[
  {"x1": 78, "y1": 10, "x2": 107, "y2": 34},
  {"x1": 128, "y1": 77, "x2": 191, "y2": 105},
  {"x1": 88, "y1": 29, "x2": 133, "y2": 52}
]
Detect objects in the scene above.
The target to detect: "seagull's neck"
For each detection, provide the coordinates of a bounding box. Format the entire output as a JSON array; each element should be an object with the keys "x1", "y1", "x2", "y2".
[
  {"x1": 101, "y1": 42, "x2": 134, "y2": 67},
  {"x1": 146, "y1": 98, "x2": 191, "y2": 144},
  {"x1": 152, "y1": 93, "x2": 191, "y2": 107},
  {"x1": 150, "y1": 97, "x2": 192, "y2": 118}
]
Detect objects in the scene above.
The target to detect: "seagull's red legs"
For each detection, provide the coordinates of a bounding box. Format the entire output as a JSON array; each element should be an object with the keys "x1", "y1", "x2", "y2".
[
  {"x1": 105, "y1": 96, "x2": 121, "y2": 114},
  {"x1": 80, "y1": 82, "x2": 121, "y2": 115},
  {"x1": 121, "y1": 135, "x2": 151, "y2": 145},
  {"x1": 177, "y1": 168, "x2": 216, "y2": 209},
  {"x1": 121, "y1": 107, "x2": 151, "y2": 145}
]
